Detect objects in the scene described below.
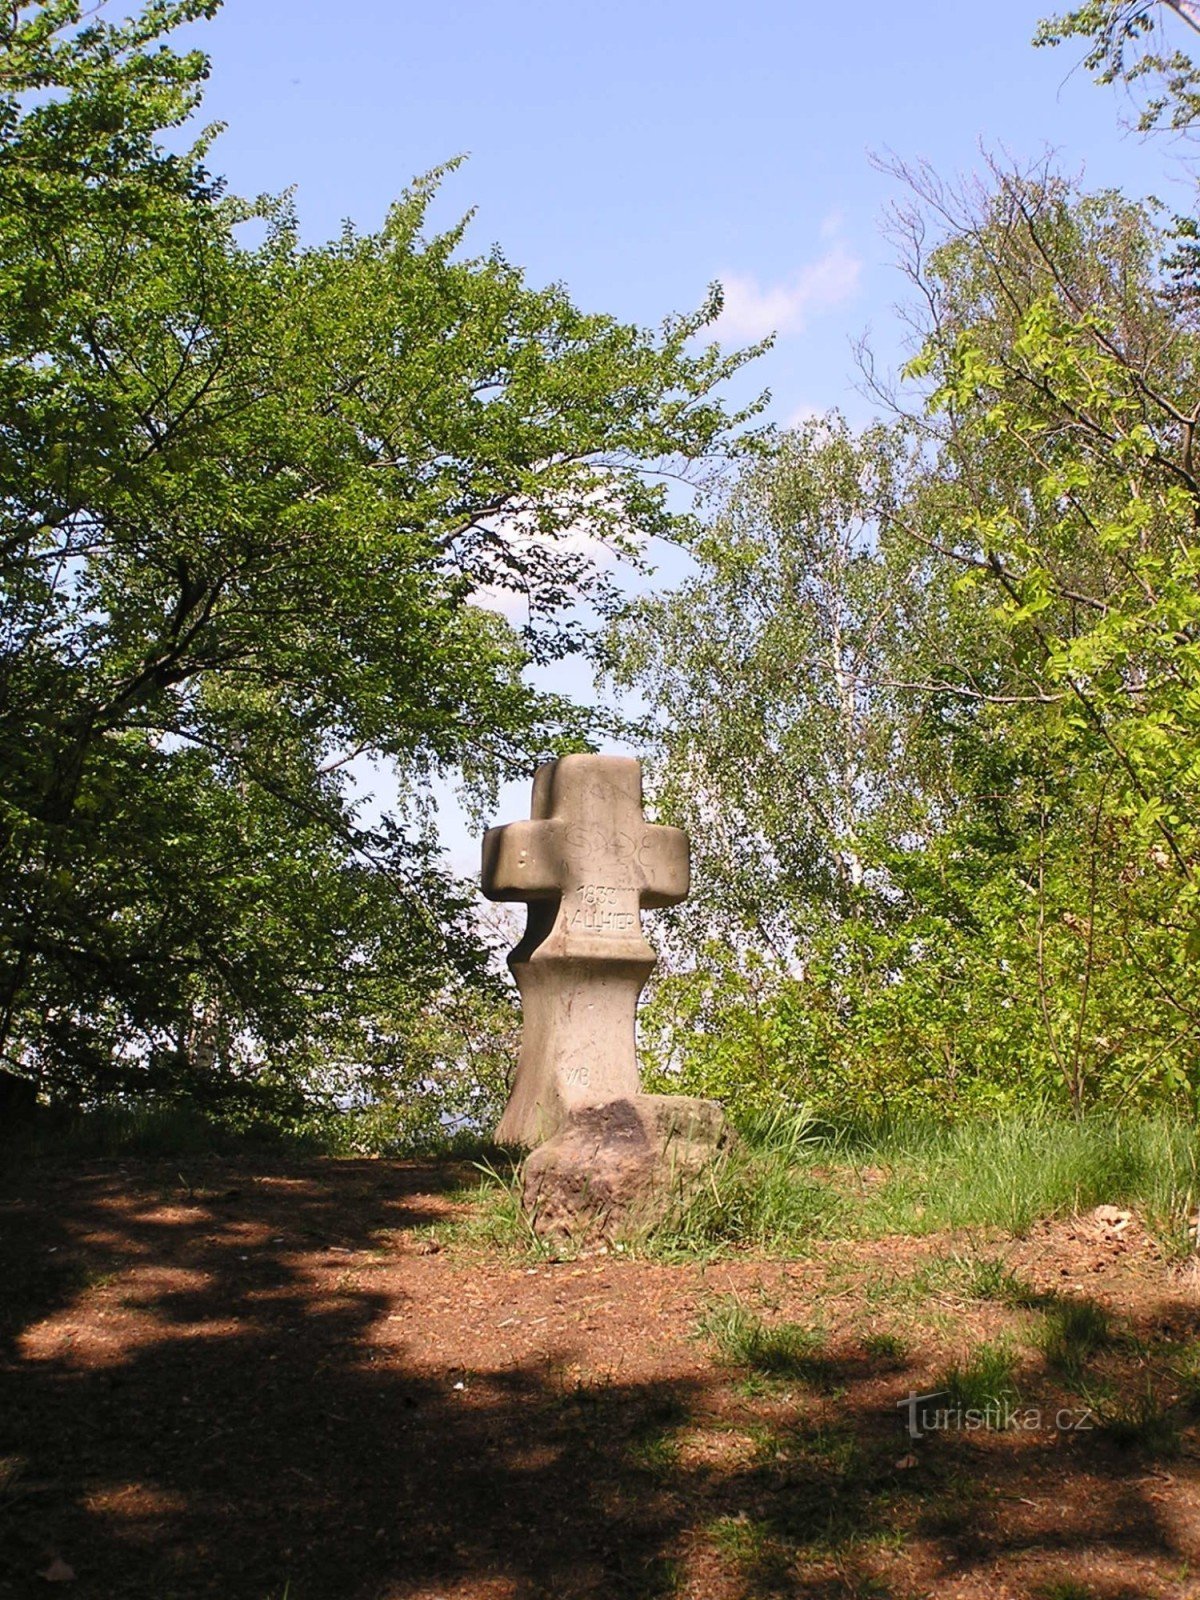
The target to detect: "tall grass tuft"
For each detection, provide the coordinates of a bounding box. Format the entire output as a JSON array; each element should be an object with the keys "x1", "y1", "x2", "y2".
[
  {"x1": 651, "y1": 1110, "x2": 1200, "y2": 1257},
  {"x1": 1037, "y1": 1297, "x2": 1112, "y2": 1380},
  {"x1": 696, "y1": 1295, "x2": 831, "y2": 1382},
  {"x1": 654, "y1": 1145, "x2": 847, "y2": 1253},
  {"x1": 936, "y1": 1340, "x2": 1021, "y2": 1418}
]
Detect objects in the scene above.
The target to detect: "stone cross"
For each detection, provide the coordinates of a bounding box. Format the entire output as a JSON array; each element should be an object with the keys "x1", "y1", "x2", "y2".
[{"x1": 482, "y1": 753, "x2": 689, "y2": 1148}]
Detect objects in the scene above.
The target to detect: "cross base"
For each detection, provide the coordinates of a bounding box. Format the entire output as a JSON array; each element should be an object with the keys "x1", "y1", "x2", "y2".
[{"x1": 495, "y1": 952, "x2": 655, "y2": 1148}]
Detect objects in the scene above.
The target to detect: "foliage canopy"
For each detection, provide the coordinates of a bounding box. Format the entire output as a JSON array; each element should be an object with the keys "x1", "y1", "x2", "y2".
[{"x1": 0, "y1": 0, "x2": 760, "y2": 1123}]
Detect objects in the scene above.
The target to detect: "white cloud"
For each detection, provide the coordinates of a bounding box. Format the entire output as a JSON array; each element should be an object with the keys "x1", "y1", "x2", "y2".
[
  {"x1": 783, "y1": 402, "x2": 826, "y2": 429},
  {"x1": 469, "y1": 480, "x2": 638, "y2": 622},
  {"x1": 711, "y1": 225, "x2": 862, "y2": 343}
]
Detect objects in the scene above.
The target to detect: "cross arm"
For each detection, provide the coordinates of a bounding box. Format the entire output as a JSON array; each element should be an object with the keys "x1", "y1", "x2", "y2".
[
  {"x1": 481, "y1": 819, "x2": 565, "y2": 902},
  {"x1": 639, "y1": 825, "x2": 690, "y2": 909}
]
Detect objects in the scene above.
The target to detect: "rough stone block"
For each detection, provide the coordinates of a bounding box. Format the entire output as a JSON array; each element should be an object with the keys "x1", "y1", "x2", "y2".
[{"x1": 522, "y1": 1093, "x2": 733, "y2": 1245}]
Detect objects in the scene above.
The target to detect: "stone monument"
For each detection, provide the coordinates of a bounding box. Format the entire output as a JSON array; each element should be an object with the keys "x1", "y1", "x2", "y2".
[{"x1": 482, "y1": 753, "x2": 731, "y2": 1240}]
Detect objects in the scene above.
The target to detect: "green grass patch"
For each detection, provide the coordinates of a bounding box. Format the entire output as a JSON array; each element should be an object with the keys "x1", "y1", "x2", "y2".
[
  {"x1": 38, "y1": 1102, "x2": 1196, "y2": 1275},
  {"x1": 627, "y1": 1394, "x2": 690, "y2": 1477},
  {"x1": 959, "y1": 1253, "x2": 1041, "y2": 1306},
  {"x1": 862, "y1": 1330, "x2": 908, "y2": 1366},
  {"x1": 15, "y1": 1097, "x2": 1197, "y2": 1264},
  {"x1": 1036, "y1": 1297, "x2": 1112, "y2": 1380},
  {"x1": 761, "y1": 1418, "x2": 863, "y2": 1478},
  {"x1": 707, "y1": 1514, "x2": 792, "y2": 1587},
  {"x1": 697, "y1": 1295, "x2": 832, "y2": 1383},
  {"x1": 862, "y1": 1250, "x2": 1039, "y2": 1312},
  {"x1": 1169, "y1": 1339, "x2": 1200, "y2": 1412},
  {"x1": 846, "y1": 1115, "x2": 1198, "y2": 1242},
  {"x1": 1086, "y1": 1379, "x2": 1183, "y2": 1457},
  {"x1": 423, "y1": 1160, "x2": 545, "y2": 1256},
  {"x1": 649, "y1": 1111, "x2": 1200, "y2": 1258},
  {"x1": 653, "y1": 1148, "x2": 848, "y2": 1255},
  {"x1": 936, "y1": 1340, "x2": 1020, "y2": 1420}
]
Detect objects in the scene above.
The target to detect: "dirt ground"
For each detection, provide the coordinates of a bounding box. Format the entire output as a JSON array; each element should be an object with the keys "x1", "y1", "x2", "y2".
[{"x1": 1, "y1": 1155, "x2": 1198, "y2": 1600}]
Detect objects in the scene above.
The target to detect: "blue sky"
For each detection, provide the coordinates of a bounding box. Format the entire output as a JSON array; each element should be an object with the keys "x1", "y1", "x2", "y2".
[
  {"x1": 172, "y1": 0, "x2": 1194, "y2": 863},
  {"x1": 181, "y1": 0, "x2": 1187, "y2": 429}
]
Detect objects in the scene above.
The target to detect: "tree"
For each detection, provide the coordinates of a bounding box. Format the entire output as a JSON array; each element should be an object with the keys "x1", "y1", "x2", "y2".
[
  {"x1": 0, "y1": 1, "x2": 762, "y2": 1108},
  {"x1": 608, "y1": 418, "x2": 1021, "y2": 1115},
  {"x1": 609, "y1": 417, "x2": 928, "y2": 962},
  {"x1": 603, "y1": 6, "x2": 1200, "y2": 1122},
  {"x1": 861, "y1": 152, "x2": 1200, "y2": 1115},
  {"x1": 1037, "y1": 2, "x2": 1200, "y2": 131},
  {"x1": 617, "y1": 161, "x2": 1200, "y2": 1118}
]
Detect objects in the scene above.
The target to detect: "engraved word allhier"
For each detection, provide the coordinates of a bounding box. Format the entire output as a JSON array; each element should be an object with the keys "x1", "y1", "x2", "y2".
[{"x1": 567, "y1": 882, "x2": 636, "y2": 933}]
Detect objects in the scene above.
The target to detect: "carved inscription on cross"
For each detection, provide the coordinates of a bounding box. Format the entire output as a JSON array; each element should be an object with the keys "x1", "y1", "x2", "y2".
[{"x1": 482, "y1": 754, "x2": 689, "y2": 1148}]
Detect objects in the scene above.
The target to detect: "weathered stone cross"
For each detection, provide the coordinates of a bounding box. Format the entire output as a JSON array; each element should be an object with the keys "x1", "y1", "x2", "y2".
[{"x1": 482, "y1": 753, "x2": 689, "y2": 1148}]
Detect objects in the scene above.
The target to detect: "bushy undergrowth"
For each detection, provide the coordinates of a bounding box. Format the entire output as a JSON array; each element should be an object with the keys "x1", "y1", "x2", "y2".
[{"x1": 3, "y1": 1101, "x2": 314, "y2": 1160}]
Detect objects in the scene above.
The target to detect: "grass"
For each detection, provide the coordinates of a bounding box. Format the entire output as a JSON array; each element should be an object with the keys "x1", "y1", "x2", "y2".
[
  {"x1": 648, "y1": 1111, "x2": 1200, "y2": 1258},
  {"x1": 862, "y1": 1331, "x2": 908, "y2": 1366},
  {"x1": 759, "y1": 1417, "x2": 863, "y2": 1478},
  {"x1": 1086, "y1": 1378, "x2": 1183, "y2": 1457},
  {"x1": 629, "y1": 1429, "x2": 681, "y2": 1475},
  {"x1": 17, "y1": 1100, "x2": 1198, "y2": 1267},
  {"x1": 1036, "y1": 1296, "x2": 1112, "y2": 1380},
  {"x1": 653, "y1": 1149, "x2": 848, "y2": 1255},
  {"x1": 697, "y1": 1295, "x2": 832, "y2": 1383},
  {"x1": 709, "y1": 1415, "x2": 900, "y2": 1594},
  {"x1": 356, "y1": 1106, "x2": 1200, "y2": 1272},
  {"x1": 935, "y1": 1339, "x2": 1021, "y2": 1420},
  {"x1": 708, "y1": 1514, "x2": 792, "y2": 1587},
  {"x1": 959, "y1": 1253, "x2": 1041, "y2": 1306},
  {"x1": 1170, "y1": 1339, "x2": 1200, "y2": 1412},
  {"x1": 864, "y1": 1251, "x2": 1041, "y2": 1310},
  {"x1": 9, "y1": 1101, "x2": 1197, "y2": 1599},
  {"x1": 829, "y1": 1113, "x2": 1199, "y2": 1244},
  {"x1": 628, "y1": 1395, "x2": 690, "y2": 1477},
  {"x1": 422, "y1": 1160, "x2": 544, "y2": 1256}
]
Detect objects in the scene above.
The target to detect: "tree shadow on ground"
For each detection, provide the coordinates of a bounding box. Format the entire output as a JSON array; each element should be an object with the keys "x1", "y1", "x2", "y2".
[{"x1": 0, "y1": 1155, "x2": 1195, "y2": 1599}]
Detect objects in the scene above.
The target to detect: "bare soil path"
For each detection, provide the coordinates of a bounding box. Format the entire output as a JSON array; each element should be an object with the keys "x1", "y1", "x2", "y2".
[{"x1": 1, "y1": 1155, "x2": 1197, "y2": 1599}]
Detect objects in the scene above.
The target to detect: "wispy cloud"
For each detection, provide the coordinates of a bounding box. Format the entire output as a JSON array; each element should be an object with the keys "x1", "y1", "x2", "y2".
[
  {"x1": 783, "y1": 402, "x2": 826, "y2": 429},
  {"x1": 711, "y1": 222, "x2": 862, "y2": 343},
  {"x1": 469, "y1": 480, "x2": 637, "y2": 622}
]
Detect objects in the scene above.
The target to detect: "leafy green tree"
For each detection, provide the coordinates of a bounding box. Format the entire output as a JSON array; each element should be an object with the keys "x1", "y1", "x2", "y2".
[
  {"x1": 608, "y1": 5, "x2": 1200, "y2": 1123},
  {"x1": 892, "y1": 160, "x2": 1200, "y2": 1112},
  {"x1": 620, "y1": 164, "x2": 1200, "y2": 1118},
  {"x1": 610, "y1": 418, "x2": 1020, "y2": 1115},
  {"x1": 611, "y1": 417, "x2": 928, "y2": 961},
  {"x1": 1037, "y1": 2, "x2": 1200, "y2": 130},
  {"x1": 0, "y1": 1, "x2": 761, "y2": 1108}
]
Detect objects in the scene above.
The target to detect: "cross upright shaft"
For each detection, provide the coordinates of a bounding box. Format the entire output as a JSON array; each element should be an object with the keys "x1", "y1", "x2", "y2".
[{"x1": 482, "y1": 754, "x2": 688, "y2": 1148}]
